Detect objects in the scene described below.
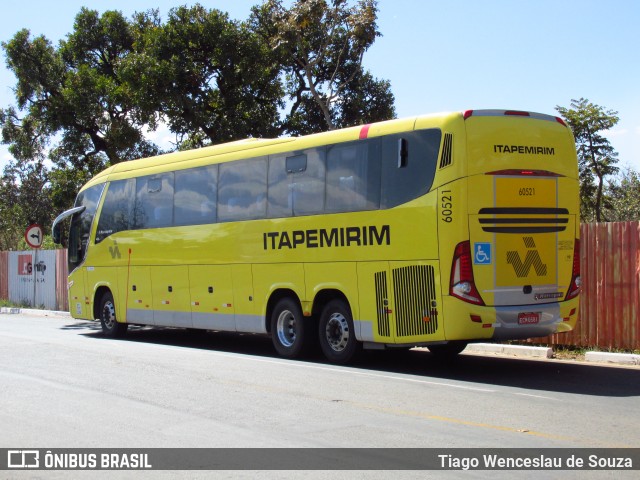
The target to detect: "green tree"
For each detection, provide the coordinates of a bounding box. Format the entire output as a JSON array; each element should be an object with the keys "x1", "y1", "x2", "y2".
[
  {"x1": 0, "y1": 171, "x2": 22, "y2": 250},
  {"x1": 252, "y1": 0, "x2": 395, "y2": 134},
  {"x1": 0, "y1": 160, "x2": 52, "y2": 250},
  {"x1": 604, "y1": 166, "x2": 640, "y2": 221},
  {"x1": 0, "y1": 9, "x2": 161, "y2": 209},
  {"x1": 131, "y1": 5, "x2": 283, "y2": 149},
  {"x1": 556, "y1": 98, "x2": 619, "y2": 222}
]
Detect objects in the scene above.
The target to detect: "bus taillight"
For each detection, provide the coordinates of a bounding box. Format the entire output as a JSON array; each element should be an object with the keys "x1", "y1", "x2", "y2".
[
  {"x1": 565, "y1": 239, "x2": 581, "y2": 300},
  {"x1": 450, "y1": 241, "x2": 485, "y2": 306}
]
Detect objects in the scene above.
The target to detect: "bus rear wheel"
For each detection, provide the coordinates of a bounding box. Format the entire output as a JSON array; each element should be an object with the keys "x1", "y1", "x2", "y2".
[
  {"x1": 270, "y1": 298, "x2": 310, "y2": 359},
  {"x1": 99, "y1": 291, "x2": 128, "y2": 338},
  {"x1": 319, "y1": 300, "x2": 360, "y2": 364}
]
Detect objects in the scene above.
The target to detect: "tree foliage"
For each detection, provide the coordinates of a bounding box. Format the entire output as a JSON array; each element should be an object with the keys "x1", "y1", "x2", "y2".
[
  {"x1": 1, "y1": 9, "x2": 160, "y2": 171},
  {"x1": 0, "y1": 160, "x2": 52, "y2": 250},
  {"x1": 131, "y1": 5, "x2": 284, "y2": 149},
  {"x1": 0, "y1": 1, "x2": 395, "y2": 249},
  {"x1": 604, "y1": 167, "x2": 640, "y2": 222},
  {"x1": 556, "y1": 98, "x2": 620, "y2": 222},
  {"x1": 252, "y1": 0, "x2": 395, "y2": 134}
]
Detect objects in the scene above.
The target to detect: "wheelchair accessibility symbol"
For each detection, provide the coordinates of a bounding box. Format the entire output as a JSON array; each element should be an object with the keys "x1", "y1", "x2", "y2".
[{"x1": 474, "y1": 242, "x2": 492, "y2": 265}]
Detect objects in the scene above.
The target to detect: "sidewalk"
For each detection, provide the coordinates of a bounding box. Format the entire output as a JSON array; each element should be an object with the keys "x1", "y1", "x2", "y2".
[{"x1": 465, "y1": 343, "x2": 640, "y2": 366}]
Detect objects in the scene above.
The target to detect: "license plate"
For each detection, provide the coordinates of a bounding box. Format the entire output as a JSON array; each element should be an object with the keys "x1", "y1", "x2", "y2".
[{"x1": 518, "y1": 312, "x2": 540, "y2": 325}]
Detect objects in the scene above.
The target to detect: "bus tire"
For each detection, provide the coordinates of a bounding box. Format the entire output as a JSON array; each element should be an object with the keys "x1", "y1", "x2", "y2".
[
  {"x1": 99, "y1": 291, "x2": 128, "y2": 338},
  {"x1": 318, "y1": 299, "x2": 360, "y2": 364},
  {"x1": 271, "y1": 298, "x2": 309, "y2": 359},
  {"x1": 427, "y1": 342, "x2": 467, "y2": 359}
]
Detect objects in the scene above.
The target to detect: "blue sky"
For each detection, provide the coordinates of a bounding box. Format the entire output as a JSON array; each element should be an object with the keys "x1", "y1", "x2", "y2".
[{"x1": 1, "y1": 0, "x2": 639, "y2": 172}]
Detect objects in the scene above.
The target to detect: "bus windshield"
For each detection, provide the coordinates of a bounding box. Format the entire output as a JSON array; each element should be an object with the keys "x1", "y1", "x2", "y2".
[{"x1": 68, "y1": 183, "x2": 105, "y2": 272}]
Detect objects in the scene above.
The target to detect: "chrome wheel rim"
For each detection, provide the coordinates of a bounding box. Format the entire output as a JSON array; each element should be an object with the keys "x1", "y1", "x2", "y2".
[
  {"x1": 102, "y1": 300, "x2": 116, "y2": 330},
  {"x1": 276, "y1": 310, "x2": 296, "y2": 348},
  {"x1": 325, "y1": 313, "x2": 349, "y2": 352}
]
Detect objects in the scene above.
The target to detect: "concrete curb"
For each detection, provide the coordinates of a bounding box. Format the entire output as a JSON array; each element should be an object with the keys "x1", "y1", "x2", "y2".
[
  {"x1": 465, "y1": 343, "x2": 553, "y2": 359},
  {"x1": 465, "y1": 343, "x2": 639, "y2": 366},
  {"x1": 585, "y1": 351, "x2": 640, "y2": 365}
]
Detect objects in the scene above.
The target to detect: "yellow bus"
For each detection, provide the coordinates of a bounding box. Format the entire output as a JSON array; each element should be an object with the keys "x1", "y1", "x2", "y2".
[{"x1": 53, "y1": 110, "x2": 581, "y2": 364}]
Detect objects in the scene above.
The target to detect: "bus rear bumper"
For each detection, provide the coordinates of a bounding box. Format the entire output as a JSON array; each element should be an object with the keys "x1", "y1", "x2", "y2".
[{"x1": 442, "y1": 295, "x2": 580, "y2": 341}]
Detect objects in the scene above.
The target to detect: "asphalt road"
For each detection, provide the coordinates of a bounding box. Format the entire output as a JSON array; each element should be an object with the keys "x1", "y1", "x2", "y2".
[{"x1": 1, "y1": 312, "x2": 639, "y2": 478}]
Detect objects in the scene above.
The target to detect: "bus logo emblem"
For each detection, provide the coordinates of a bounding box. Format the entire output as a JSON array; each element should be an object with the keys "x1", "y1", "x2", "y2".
[
  {"x1": 109, "y1": 243, "x2": 121, "y2": 259},
  {"x1": 506, "y1": 237, "x2": 547, "y2": 277},
  {"x1": 474, "y1": 243, "x2": 492, "y2": 264}
]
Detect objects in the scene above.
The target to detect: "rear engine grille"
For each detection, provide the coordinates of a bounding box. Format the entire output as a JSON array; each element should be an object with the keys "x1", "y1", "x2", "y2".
[{"x1": 393, "y1": 265, "x2": 438, "y2": 337}]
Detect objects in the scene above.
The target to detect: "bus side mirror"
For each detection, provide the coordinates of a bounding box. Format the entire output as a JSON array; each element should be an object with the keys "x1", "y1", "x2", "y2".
[
  {"x1": 51, "y1": 205, "x2": 86, "y2": 245},
  {"x1": 52, "y1": 224, "x2": 61, "y2": 244}
]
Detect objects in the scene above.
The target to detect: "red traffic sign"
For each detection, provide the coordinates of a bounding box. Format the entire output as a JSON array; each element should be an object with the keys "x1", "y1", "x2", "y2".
[{"x1": 25, "y1": 224, "x2": 43, "y2": 249}]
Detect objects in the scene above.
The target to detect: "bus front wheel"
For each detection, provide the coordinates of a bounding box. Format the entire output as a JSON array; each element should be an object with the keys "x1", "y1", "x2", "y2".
[
  {"x1": 99, "y1": 291, "x2": 128, "y2": 338},
  {"x1": 319, "y1": 300, "x2": 360, "y2": 364},
  {"x1": 270, "y1": 298, "x2": 310, "y2": 359}
]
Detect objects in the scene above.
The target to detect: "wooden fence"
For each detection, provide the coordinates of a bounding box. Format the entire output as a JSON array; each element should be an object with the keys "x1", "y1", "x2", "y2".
[
  {"x1": 1, "y1": 222, "x2": 639, "y2": 350},
  {"x1": 537, "y1": 222, "x2": 640, "y2": 350}
]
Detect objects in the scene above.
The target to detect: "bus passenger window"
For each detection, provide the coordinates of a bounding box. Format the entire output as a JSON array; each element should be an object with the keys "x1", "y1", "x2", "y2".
[
  {"x1": 218, "y1": 157, "x2": 267, "y2": 222},
  {"x1": 267, "y1": 155, "x2": 293, "y2": 218},
  {"x1": 174, "y1": 165, "x2": 218, "y2": 226},
  {"x1": 134, "y1": 173, "x2": 175, "y2": 229},
  {"x1": 291, "y1": 148, "x2": 325, "y2": 216},
  {"x1": 268, "y1": 150, "x2": 325, "y2": 218},
  {"x1": 326, "y1": 140, "x2": 381, "y2": 213}
]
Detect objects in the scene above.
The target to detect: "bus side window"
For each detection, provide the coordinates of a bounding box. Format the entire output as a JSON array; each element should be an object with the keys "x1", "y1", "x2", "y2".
[
  {"x1": 381, "y1": 129, "x2": 442, "y2": 208},
  {"x1": 95, "y1": 179, "x2": 135, "y2": 243},
  {"x1": 174, "y1": 165, "x2": 218, "y2": 226},
  {"x1": 291, "y1": 148, "x2": 325, "y2": 216},
  {"x1": 267, "y1": 155, "x2": 293, "y2": 218},
  {"x1": 268, "y1": 150, "x2": 325, "y2": 218},
  {"x1": 218, "y1": 157, "x2": 267, "y2": 222},
  {"x1": 133, "y1": 173, "x2": 175, "y2": 229},
  {"x1": 326, "y1": 139, "x2": 381, "y2": 213}
]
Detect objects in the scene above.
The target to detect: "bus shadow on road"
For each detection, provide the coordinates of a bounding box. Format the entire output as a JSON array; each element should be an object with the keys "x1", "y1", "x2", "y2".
[{"x1": 75, "y1": 322, "x2": 640, "y2": 398}]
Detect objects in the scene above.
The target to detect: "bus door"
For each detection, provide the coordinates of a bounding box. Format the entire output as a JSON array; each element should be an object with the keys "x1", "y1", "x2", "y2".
[{"x1": 68, "y1": 267, "x2": 89, "y2": 318}]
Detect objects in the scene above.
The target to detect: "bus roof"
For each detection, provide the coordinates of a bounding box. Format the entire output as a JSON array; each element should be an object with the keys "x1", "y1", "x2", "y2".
[{"x1": 83, "y1": 110, "x2": 509, "y2": 188}]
